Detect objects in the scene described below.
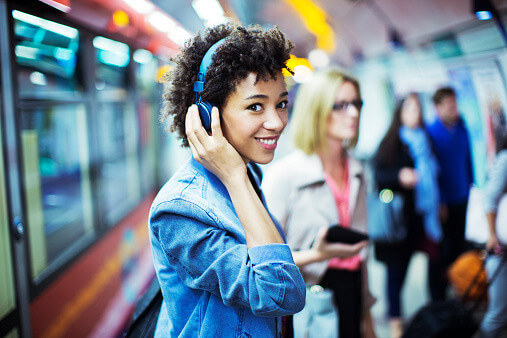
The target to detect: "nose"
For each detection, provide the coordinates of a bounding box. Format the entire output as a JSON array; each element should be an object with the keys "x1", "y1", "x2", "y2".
[
  {"x1": 346, "y1": 103, "x2": 360, "y2": 118},
  {"x1": 263, "y1": 108, "x2": 287, "y2": 131}
]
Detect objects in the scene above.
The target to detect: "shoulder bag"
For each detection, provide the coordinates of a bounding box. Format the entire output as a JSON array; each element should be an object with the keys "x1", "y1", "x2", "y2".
[
  {"x1": 293, "y1": 285, "x2": 339, "y2": 338},
  {"x1": 367, "y1": 189, "x2": 407, "y2": 244}
]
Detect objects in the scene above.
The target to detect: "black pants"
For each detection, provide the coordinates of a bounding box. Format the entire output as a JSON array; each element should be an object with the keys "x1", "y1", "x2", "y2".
[
  {"x1": 429, "y1": 200, "x2": 468, "y2": 301},
  {"x1": 386, "y1": 255, "x2": 412, "y2": 318},
  {"x1": 320, "y1": 268, "x2": 362, "y2": 338}
]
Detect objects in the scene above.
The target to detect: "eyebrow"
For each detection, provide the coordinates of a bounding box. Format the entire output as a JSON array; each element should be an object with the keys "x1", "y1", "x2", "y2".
[{"x1": 244, "y1": 91, "x2": 289, "y2": 100}]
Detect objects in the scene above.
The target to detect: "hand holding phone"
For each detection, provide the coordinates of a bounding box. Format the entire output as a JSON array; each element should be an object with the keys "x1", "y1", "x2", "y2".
[{"x1": 325, "y1": 225, "x2": 369, "y2": 244}]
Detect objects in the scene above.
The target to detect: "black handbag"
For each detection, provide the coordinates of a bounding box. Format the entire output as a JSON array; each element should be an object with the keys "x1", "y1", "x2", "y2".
[
  {"x1": 124, "y1": 277, "x2": 163, "y2": 337},
  {"x1": 367, "y1": 189, "x2": 407, "y2": 244}
]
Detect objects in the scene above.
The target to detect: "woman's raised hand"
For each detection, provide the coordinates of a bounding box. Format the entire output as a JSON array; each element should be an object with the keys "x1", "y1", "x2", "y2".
[
  {"x1": 312, "y1": 227, "x2": 368, "y2": 260},
  {"x1": 398, "y1": 167, "x2": 418, "y2": 189},
  {"x1": 185, "y1": 105, "x2": 246, "y2": 184}
]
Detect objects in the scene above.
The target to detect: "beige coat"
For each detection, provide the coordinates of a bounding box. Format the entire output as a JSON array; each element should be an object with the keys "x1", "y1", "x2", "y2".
[{"x1": 262, "y1": 150, "x2": 375, "y2": 310}]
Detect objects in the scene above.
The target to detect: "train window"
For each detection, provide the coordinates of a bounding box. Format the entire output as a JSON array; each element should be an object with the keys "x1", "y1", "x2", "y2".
[
  {"x1": 97, "y1": 102, "x2": 140, "y2": 226},
  {"x1": 20, "y1": 104, "x2": 94, "y2": 279},
  {"x1": 0, "y1": 110, "x2": 16, "y2": 321},
  {"x1": 134, "y1": 49, "x2": 157, "y2": 97},
  {"x1": 94, "y1": 36, "x2": 129, "y2": 95},
  {"x1": 12, "y1": 11, "x2": 81, "y2": 97},
  {"x1": 134, "y1": 51, "x2": 159, "y2": 194},
  {"x1": 137, "y1": 100, "x2": 156, "y2": 195}
]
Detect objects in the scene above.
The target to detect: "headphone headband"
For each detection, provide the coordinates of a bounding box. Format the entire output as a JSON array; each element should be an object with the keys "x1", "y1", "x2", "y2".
[{"x1": 194, "y1": 38, "x2": 226, "y2": 93}]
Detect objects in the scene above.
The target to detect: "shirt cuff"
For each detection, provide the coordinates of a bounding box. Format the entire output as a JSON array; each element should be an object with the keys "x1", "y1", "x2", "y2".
[{"x1": 248, "y1": 243, "x2": 295, "y2": 265}]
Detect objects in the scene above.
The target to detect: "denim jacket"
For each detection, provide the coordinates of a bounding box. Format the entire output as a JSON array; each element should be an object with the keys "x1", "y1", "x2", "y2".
[{"x1": 149, "y1": 159, "x2": 306, "y2": 337}]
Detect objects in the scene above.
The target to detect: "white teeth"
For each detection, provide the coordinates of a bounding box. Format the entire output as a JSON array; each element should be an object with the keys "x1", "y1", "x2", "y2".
[{"x1": 258, "y1": 138, "x2": 276, "y2": 145}]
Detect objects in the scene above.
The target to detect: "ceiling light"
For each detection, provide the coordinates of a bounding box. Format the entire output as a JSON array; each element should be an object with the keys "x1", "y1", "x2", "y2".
[
  {"x1": 475, "y1": 11, "x2": 492, "y2": 20},
  {"x1": 283, "y1": 0, "x2": 335, "y2": 52},
  {"x1": 473, "y1": 0, "x2": 494, "y2": 20},
  {"x1": 293, "y1": 65, "x2": 313, "y2": 83},
  {"x1": 148, "y1": 11, "x2": 175, "y2": 33},
  {"x1": 192, "y1": 0, "x2": 227, "y2": 27},
  {"x1": 308, "y1": 49, "x2": 329, "y2": 68},
  {"x1": 170, "y1": 27, "x2": 193, "y2": 46},
  {"x1": 113, "y1": 10, "x2": 130, "y2": 27},
  {"x1": 122, "y1": 0, "x2": 154, "y2": 14}
]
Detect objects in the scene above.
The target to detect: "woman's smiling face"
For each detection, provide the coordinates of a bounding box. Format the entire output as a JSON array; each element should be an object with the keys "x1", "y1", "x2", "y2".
[{"x1": 220, "y1": 72, "x2": 289, "y2": 164}]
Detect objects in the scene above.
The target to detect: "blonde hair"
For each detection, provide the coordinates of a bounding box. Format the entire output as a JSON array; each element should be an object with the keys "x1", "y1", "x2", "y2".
[{"x1": 291, "y1": 67, "x2": 361, "y2": 154}]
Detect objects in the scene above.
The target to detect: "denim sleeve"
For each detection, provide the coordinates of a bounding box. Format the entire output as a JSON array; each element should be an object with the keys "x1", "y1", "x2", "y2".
[{"x1": 150, "y1": 198, "x2": 306, "y2": 317}]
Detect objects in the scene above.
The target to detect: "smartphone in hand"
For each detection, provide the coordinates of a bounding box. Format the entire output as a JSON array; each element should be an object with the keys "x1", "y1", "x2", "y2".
[{"x1": 325, "y1": 225, "x2": 369, "y2": 244}]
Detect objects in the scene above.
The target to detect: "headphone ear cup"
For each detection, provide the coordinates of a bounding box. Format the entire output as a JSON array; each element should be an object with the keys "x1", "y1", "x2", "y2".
[{"x1": 197, "y1": 101, "x2": 213, "y2": 132}]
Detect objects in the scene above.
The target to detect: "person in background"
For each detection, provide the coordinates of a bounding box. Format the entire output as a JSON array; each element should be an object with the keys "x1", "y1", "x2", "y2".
[
  {"x1": 426, "y1": 86, "x2": 474, "y2": 301},
  {"x1": 263, "y1": 67, "x2": 376, "y2": 338},
  {"x1": 480, "y1": 132, "x2": 507, "y2": 338},
  {"x1": 149, "y1": 23, "x2": 305, "y2": 337},
  {"x1": 373, "y1": 93, "x2": 442, "y2": 338}
]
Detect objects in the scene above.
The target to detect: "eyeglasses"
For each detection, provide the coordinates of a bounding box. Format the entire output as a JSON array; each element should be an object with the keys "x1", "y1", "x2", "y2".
[{"x1": 332, "y1": 99, "x2": 363, "y2": 112}]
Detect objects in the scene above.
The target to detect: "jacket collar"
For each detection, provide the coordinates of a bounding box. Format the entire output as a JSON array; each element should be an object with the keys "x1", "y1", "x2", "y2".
[
  {"x1": 189, "y1": 158, "x2": 230, "y2": 199},
  {"x1": 292, "y1": 151, "x2": 364, "y2": 188},
  {"x1": 291, "y1": 151, "x2": 364, "y2": 214}
]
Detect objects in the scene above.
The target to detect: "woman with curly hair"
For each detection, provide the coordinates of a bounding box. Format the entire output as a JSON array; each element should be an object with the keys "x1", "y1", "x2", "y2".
[{"x1": 149, "y1": 23, "x2": 306, "y2": 337}]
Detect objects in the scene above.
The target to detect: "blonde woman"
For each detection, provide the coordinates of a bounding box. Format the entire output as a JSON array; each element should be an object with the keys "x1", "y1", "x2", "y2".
[{"x1": 263, "y1": 67, "x2": 375, "y2": 338}]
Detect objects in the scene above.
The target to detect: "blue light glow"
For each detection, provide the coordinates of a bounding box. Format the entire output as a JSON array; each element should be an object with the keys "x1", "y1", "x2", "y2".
[{"x1": 476, "y1": 11, "x2": 492, "y2": 20}]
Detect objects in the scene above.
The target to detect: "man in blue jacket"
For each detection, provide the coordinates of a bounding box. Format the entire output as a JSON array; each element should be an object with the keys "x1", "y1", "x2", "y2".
[{"x1": 427, "y1": 86, "x2": 474, "y2": 301}]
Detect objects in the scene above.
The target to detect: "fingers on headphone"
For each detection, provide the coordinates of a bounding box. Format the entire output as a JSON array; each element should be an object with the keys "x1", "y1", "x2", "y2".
[
  {"x1": 186, "y1": 105, "x2": 204, "y2": 152},
  {"x1": 185, "y1": 105, "x2": 198, "y2": 129},
  {"x1": 210, "y1": 107, "x2": 222, "y2": 137}
]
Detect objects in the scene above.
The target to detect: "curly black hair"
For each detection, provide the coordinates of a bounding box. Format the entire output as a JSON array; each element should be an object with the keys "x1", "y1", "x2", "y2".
[{"x1": 161, "y1": 23, "x2": 294, "y2": 146}]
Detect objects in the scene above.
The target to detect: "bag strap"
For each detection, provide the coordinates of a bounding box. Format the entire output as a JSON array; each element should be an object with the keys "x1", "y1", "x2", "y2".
[
  {"x1": 465, "y1": 250, "x2": 507, "y2": 311},
  {"x1": 124, "y1": 278, "x2": 162, "y2": 335}
]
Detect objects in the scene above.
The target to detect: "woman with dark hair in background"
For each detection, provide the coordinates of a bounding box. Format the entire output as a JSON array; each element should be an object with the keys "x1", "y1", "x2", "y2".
[{"x1": 373, "y1": 93, "x2": 442, "y2": 338}]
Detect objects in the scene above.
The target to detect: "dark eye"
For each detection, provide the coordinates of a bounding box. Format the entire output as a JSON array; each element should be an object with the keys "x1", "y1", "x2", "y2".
[
  {"x1": 277, "y1": 100, "x2": 288, "y2": 109},
  {"x1": 247, "y1": 103, "x2": 263, "y2": 112},
  {"x1": 332, "y1": 102, "x2": 347, "y2": 111}
]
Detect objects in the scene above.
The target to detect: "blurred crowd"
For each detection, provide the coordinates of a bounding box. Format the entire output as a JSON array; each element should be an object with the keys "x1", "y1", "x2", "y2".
[{"x1": 262, "y1": 69, "x2": 506, "y2": 338}]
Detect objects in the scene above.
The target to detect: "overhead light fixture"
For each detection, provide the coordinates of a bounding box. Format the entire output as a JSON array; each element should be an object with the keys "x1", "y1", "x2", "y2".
[
  {"x1": 471, "y1": 0, "x2": 507, "y2": 44},
  {"x1": 473, "y1": 0, "x2": 494, "y2": 20},
  {"x1": 148, "y1": 11, "x2": 192, "y2": 46},
  {"x1": 113, "y1": 10, "x2": 130, "y2": 28},
  {"x1": 192, "y1": 0, "x2": 227, "y2": 27},
  {"x1": 122, "y1": 0, "x2": 154, "y2": 14},
  {"x1": 308, "y1": 49, "x2": 329, "y2": 68},
  {"x1": 293, "y1": 65, "x2": 313, "y2": 83},
  {"x1": 283, "y1": 0, "x2": 335, "y2": 52}
]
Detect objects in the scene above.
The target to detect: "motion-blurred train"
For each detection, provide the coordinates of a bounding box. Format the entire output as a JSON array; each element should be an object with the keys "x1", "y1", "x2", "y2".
[
  {"x1": 1, "y1": 0, "x2": 506, "y2": 337},
  {"x1": 0, "y1": 0, "x2": 187, "y2": 336}
]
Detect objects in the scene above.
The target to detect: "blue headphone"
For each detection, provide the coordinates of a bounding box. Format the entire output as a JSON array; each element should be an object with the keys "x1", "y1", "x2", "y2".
[{"x1": 194, "y1": 38, "x2": 226, "y2": 131}]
